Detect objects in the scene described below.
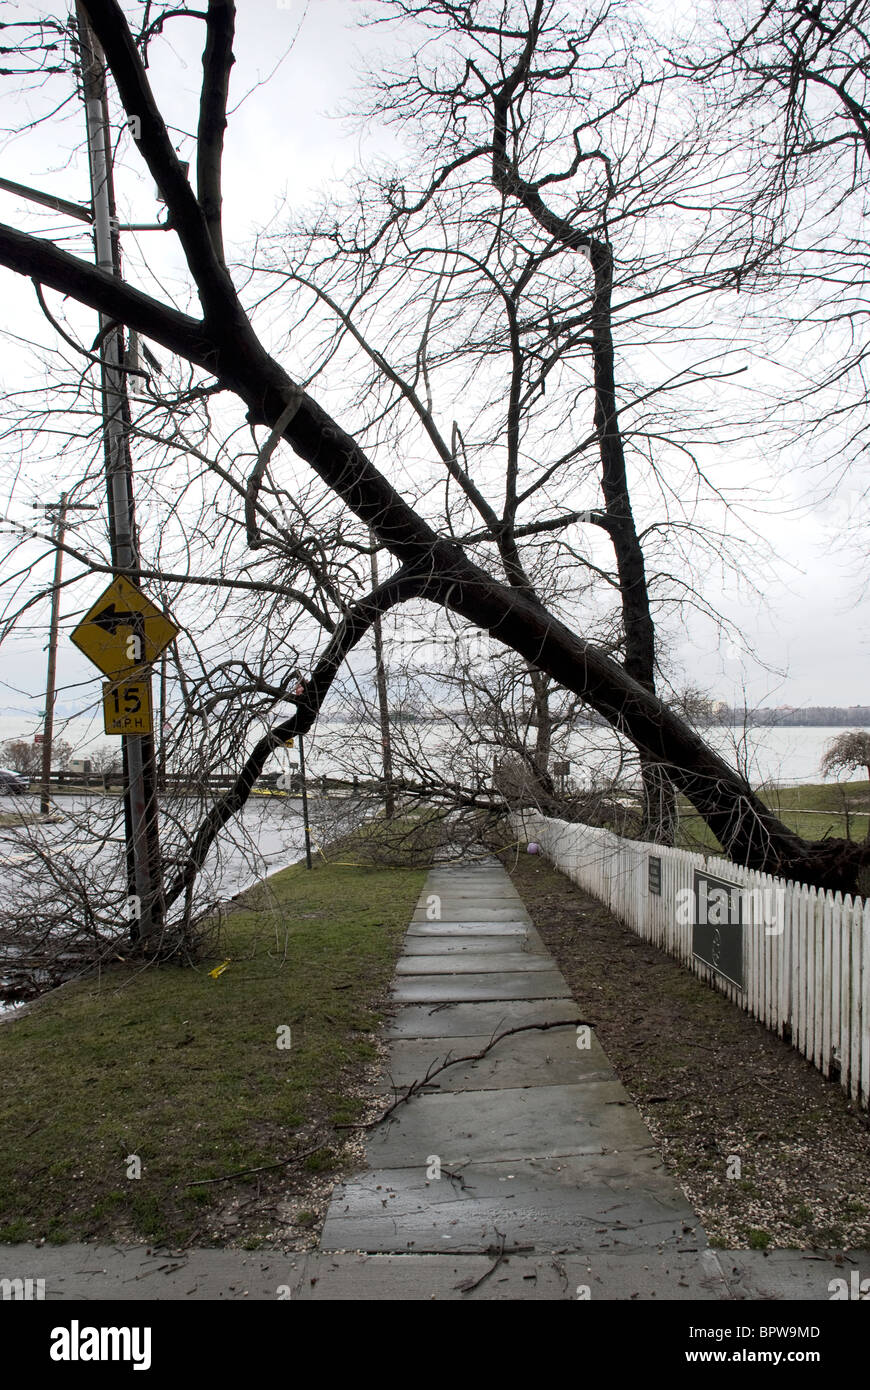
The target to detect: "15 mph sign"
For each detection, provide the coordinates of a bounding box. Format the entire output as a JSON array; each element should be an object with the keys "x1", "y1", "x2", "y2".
[
  {"x1": 71, "y1": 575, "x2": 178, "y2": 678},
  {"x1": 102, "y1": 676, "x2": 153, "y2": 736}
]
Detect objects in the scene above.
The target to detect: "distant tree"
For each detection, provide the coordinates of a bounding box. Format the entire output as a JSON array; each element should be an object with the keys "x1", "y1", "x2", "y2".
[
  {"x1": 670, "y1": 688, "x2": 716, "y2": 729},
  {"x1": 1, "y1": 738, "x2": 73, "y2": 775},
  {"x1": 88, "y1": 746, "x2": 123, "y2": 775},
  {"x1": 821, "y1": 732, "x2": 870, "y2": 783}
]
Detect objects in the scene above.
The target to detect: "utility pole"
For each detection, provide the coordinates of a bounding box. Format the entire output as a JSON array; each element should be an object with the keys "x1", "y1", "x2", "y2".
[
  {"x1": 75, "y1": 4, "x2": 163, "y2": 940},
  {"x1": 34, "y1": 495, "x2": 98, "y2": 815},
  {"x1": 369, "y1": 535, "x2": 395, "y2": 818}
]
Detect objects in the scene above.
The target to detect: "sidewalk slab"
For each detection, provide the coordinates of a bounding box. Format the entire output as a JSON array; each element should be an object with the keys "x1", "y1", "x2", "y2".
[
  {"x1": 395, "y1": 954, "x2": 556, "y2": 975},
  {"x1": 416, "y1": 885, "x2": 524, "y2": 897},
  {"x1": 386, "y1": 999, "x2": 583, "y2": 1038},
  {"x1": 364, "y1": 1082, "x2": 658, "y2": 1166},
  {"x1": 321, "y1": 1152, "x2": 704, "y2": 1255},
  {"x1": 717, "y1": 1250, "x2": 870, "y2": 1301},
  {"x1": 406, "y1": 922, "x2": 530, "y2": 936},
  {"x1": 391, "y1": 971, "x2": 571, "y2": 1003},
  {"x1": 372, "y1": 1028, "x2": 614, "y2": 1091},
  {"x1": 0, "y1": 1243, "x2": 304, "y2": 1300},
  {"x1": 403, "y1": 936, "x2": 546, "y2": 956},
  {"x1": 411, "y1": 906, "x2": 531, "y2": 922},
  {"x1": 416, "y1": 888, "x2": 525, "y2": 900},
  {"x1": 423, "y1": 867, "x2": 506, "y2": 880},
  {"x1": 293, "y1": 1249, "x2": 730, "y2": 1300}
]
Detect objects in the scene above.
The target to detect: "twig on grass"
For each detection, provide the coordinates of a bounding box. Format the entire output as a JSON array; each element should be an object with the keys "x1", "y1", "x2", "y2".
[{"x1": 184, "y1": 1142, "x2": 325, "y2": 1187}]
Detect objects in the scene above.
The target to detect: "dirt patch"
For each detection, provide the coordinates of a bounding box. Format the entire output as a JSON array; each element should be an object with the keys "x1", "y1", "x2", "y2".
[{"x1": 504, "y1": 848, "x2": 870, "y2": 1250}]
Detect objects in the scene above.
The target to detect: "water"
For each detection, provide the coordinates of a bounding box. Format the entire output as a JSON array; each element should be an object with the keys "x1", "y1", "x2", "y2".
[
  {"x1": 0, "y1": 795, "x2": 311, "y2": 1012},
  {"x1": 698, "y1": 726, "x2": 866, "y2": 787},
  {"x1": 561, "y1": 724, "x2": 864, "y2": 789},
  {"x1": 299, "y1": 720, "x2": 866, "y2": 790}
]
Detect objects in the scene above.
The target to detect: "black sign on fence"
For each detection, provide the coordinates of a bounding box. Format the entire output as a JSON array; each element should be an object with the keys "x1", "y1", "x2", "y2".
[
  {"x1": 692, "y1": 868, "x2": 744, "y2": 989},
  {"x1": 648, "y1": 855, "x2": 662, "y2": 896}
]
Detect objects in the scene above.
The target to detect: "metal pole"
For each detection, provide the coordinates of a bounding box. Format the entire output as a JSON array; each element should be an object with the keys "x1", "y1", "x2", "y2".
[
  {"x1": 39, "y1": 494, "x2": 66, "y2": 817},
  {"x1": 298, "y1": 732, "x2": 313, "y2": 870},
  {"x1": 75, "y1": 5, "x2": 162, "y2": 940},
  {"x1": 369, "y1": 535, "x2": 395, "y2": 818},
  {"x1": 158, "y1": 650, "x2": 167, "y2": 793}
]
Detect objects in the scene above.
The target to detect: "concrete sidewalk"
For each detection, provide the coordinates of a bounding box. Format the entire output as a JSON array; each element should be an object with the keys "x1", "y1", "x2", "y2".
[
  {"x1": 2, "y1": 858, "x2": 865, "y2": 1299},
  {"x1": 309, "y1": 858, "x2": 862, "y2": 1299}
]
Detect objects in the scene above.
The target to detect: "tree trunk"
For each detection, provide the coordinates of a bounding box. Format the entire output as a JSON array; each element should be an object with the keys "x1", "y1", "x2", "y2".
[
  {"x1": 587, "y1": 239, "x2": 675, "y2": 842},
  {"x1": 491, "y1": 111, "x2": 675, "y2": 842}
]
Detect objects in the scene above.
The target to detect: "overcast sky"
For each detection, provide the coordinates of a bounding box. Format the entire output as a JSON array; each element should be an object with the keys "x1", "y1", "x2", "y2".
[{"x1": 0, "y1": 0, "x2": 867, "y2": 760}]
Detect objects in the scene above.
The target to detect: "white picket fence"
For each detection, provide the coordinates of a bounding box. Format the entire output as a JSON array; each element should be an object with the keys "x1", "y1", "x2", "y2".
[{"x1": 513, "y1": 811, "x2": 870, "y2": 1110}]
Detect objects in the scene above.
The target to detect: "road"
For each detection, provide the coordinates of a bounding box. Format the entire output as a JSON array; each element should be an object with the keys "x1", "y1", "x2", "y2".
[{"x1": 0, "y1": 792, "x2": 309, "y2": 905}]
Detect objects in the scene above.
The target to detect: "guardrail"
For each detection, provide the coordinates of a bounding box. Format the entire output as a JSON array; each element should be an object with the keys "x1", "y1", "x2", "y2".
[{"x1": 30, "y1": 771, "x2": 393, "y2": 795}]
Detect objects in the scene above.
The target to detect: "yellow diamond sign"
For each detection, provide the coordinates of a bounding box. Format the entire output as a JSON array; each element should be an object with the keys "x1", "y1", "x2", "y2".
[{"x1": 72, "y1": 575, "x2": 179, "y2": 678}]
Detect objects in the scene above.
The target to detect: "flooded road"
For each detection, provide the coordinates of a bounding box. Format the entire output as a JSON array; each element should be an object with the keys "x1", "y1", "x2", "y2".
[
  {"x1": 0, "y1": 792, "x2": 309, "y2": 904},
  {"x1": 0, "y1": 792, "x2": 317, "y2": 1010}
]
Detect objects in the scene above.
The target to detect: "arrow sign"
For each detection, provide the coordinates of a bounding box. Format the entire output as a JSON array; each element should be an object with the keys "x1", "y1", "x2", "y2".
[
  {"x1": 71, "y1": 575, "x2": 179, "y2": 678},
  {"x1": 91, "y1": 604, "x2": 146, "y2": 637}
]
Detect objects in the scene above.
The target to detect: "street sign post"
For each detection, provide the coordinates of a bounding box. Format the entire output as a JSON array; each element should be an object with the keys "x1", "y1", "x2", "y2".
[
  {"x1": 103, "y1": 675, "x2": 153, "y2": 736},
  {"x1": 71, "y1": 575, "x2": 178, "y2": 678},
  {"x1": 71, "y1": 572, "x2": 176, "y2": 941},
  {"x1": 72, "y1": 5, "x2": 168, "y2": 943}
]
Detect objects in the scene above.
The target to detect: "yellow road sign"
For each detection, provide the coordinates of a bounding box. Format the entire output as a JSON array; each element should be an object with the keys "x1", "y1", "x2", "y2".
[
  {"x1": 72, "y1": 575, "x2": 179, "y2": 678},
  {"x1": 103, "y1": 674, "x2": 153, "y2": 736}
]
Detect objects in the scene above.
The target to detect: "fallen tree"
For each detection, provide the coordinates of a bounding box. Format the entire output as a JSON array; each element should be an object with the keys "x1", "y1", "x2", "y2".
[{"x1": 0, "y1": 0, "x2": 865, "y2": 894}]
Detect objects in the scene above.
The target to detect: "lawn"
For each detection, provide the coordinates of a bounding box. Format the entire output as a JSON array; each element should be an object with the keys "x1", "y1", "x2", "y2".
[
  {"x1": 676, "y1": 778, "x2": 870, "y2": 853},
  {"x1": 0, "y1": 854, "x2": 425, "y2": 1248}
]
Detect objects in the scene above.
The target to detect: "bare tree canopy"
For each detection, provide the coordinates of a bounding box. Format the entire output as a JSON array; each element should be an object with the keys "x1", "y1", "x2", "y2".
[
  {"x1": 0, "y1": 0, "x2": 868, "y2": 895},
  {"x1": 821, "y1": 731, "x2": 870, "y2": 781}
]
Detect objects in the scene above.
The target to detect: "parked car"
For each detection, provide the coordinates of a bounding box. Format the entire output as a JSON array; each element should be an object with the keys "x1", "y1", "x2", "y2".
[{"x1": 0, "y1": 768, "x2": 30, "y2": 793}]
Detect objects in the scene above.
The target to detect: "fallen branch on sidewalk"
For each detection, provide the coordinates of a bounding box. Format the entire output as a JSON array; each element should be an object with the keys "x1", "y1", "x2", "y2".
[
  {"x1": 336, "y1": 1016, "x2": 591, "y2": 1131},
  {"x1": 454, "y1": 1230, "x2": 509, "y2": 1293}
]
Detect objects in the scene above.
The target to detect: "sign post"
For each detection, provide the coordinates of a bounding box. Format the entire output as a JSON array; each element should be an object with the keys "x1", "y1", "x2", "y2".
[
  {"x1": 71, "y1": 574, "x2": 179, "y2": 938},
  {"x1": 74, "y1": 5, "x2": 175, "y2": 940},
  {"x1": 297, "y1": 732, "x2": 313, "y2": 871}
]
